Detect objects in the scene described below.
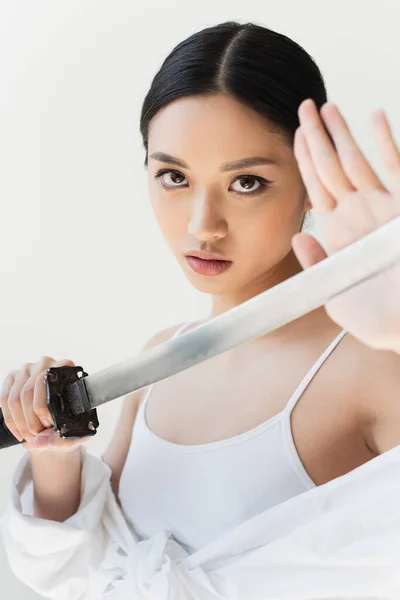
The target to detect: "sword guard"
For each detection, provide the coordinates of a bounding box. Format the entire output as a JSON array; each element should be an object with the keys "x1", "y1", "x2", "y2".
[{"x1": 44, "y1": 366, "x2": 99, "y2": 438}]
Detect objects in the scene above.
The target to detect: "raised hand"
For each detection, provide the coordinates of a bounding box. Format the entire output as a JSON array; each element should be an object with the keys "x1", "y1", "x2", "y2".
[{"x1": 292, "y1": 99, "x2": 400, "y2": 354}]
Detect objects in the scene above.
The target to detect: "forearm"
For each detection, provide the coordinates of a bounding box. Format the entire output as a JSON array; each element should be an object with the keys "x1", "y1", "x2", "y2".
[
  {"x1": 29, "y1": 447, "x2": 83, "y2": 521},
  {"x1": 0, "y1": 448, "x2": 123, "y2": 600}
]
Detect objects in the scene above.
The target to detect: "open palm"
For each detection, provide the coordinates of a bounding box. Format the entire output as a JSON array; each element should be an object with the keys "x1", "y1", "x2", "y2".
[{"x1": 291, "y1": 99, "x2": 400, "y2": 353}]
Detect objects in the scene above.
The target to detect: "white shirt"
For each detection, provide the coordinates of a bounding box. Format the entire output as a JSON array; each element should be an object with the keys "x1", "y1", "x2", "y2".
[{"x1": 1, "y1": 441, "x2": 400, "y2": 599}]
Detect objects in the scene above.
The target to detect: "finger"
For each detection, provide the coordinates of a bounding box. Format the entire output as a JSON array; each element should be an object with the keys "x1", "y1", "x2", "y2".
[
  {"x1": 319, "y1": 102, "x2": 388, "y2": 193},
  {"x1": 20, "y1": 373, "x2": 50, "y2": 434},
  {"x1": 33, "y1": 430, "x2": 93, "y2": 453},
  {"x1": 292, "y1": 232, "x2": 328, "y2": 269},
  {"x1": 372, "y1": 109, "x2": 400, "y2": 195},
  {"x1": 298, "y1": 99, "x2": 355, "y2": 201},
  {"x1": 0, "y1": 371, "x2": 24, "y2": 442},
  {"x1": 294, "y1": 127, "x2": 337, "y2": 213},
  {"x1": 8, "y1": 366, "x2": 36, "y2": 442},
  {"x1": 45, "y1": 431, "x2": 93, "y2": 452}
]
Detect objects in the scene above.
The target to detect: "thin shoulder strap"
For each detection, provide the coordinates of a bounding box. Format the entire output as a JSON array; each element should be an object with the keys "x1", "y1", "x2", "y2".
[{"x1": 284, "y1": 329, "x2": 348, "y2": 415}]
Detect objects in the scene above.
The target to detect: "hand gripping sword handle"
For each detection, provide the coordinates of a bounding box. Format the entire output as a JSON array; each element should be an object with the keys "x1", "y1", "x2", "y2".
[{"x1": 0, "y1": 365, "x2": 99, "y2": 450}]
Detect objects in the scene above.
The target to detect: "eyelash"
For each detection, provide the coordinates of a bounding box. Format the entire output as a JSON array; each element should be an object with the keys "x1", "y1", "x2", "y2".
[{"x1": 153, "y1": 168, "x2": 273, "y2": 197}]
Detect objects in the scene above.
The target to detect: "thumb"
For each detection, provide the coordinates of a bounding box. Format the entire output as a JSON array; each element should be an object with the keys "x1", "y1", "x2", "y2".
[
  {"x1": 32, "y1": 430, "x2": 53, "y2": 450},
  {"x1": 292, "y1": 232, "x2": 328, "y2": 269},
  {"x1": 33, "y1": 428, "x2": 91, "y2": 452}
]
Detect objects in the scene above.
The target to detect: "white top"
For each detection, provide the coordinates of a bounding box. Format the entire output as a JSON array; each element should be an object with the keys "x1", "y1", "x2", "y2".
[
  {"x1": 2, "y1": 324, "x2": 400, "y2": 599},
  {"x1": 118, "y1": 322, "x2": 348, "y2": 553}
]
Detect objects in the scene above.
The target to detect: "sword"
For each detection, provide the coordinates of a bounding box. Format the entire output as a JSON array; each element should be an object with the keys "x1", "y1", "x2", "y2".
[{"x1": 1, "y1": 216, "x2": 400, "y2": 449}]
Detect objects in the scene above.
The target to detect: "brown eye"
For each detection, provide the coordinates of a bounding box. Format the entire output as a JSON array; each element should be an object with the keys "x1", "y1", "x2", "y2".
[
  {"x1": 231, "y1": 175, "x2": 261, "y2": 194},
  {"x1": 154, "y1": 169, "x2": 187, "y2": 189},
  {"x1": 230, "y1": 175, "x2": 273, "y2": 197}
]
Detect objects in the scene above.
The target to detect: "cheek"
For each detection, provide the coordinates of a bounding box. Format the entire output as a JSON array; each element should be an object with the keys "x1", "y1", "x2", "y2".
[
  {"x1": 149, "y1": 194, "x2": 185, "y2": 244},
  {"x1": 237, "y1": 203, "x2": 299, "y2": 260},
  {"x1": 149, "y1": 182, "x2": 168, "y2": 224}
]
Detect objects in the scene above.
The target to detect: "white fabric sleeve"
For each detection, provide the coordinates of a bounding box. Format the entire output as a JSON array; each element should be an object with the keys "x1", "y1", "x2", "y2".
[
  {"x1": 0, "y1": 446, "x2": 212, "y2": 600},
  {"x1": 3, "y1": 442, "x2": 400, "y2": 600},
  {"x1": 0, "y1": 447, "x2": 121, "y2": 599}
]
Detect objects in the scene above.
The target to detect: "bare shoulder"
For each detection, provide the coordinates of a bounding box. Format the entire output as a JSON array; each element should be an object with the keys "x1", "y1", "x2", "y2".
[
  {"x1": 344, "y1": 334, "x2": 400, "y2": 456},
  {"x1": 143, "y1": 322, "x2": 187, "y2": 349},
  {"x1": 101, "y1": 322, "x2": 186, "y2": 500},
  {"x1": 125, "y1": 322, "x2": 187, "y2": 408}
]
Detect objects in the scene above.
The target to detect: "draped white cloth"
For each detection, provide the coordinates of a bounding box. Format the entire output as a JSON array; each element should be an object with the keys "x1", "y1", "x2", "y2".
[{"x1": 1, "y1": 444, "x2": 400, "y2": 600}]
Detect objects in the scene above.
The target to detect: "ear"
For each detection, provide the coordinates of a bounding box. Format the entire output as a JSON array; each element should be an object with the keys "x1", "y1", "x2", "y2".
[{"x1": 303, "y1": 193, "x2": 313, "y2": 213}]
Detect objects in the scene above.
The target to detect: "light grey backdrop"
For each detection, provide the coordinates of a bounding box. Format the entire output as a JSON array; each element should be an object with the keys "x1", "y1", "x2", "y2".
[{"x1": 0, "y1": 0, "x2": 399, "y2": 597}]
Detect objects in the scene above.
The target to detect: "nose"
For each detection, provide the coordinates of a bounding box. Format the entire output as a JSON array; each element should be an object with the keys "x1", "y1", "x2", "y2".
[{"x1": 188, "y1": 194, "x2": 227, "y2": 242}]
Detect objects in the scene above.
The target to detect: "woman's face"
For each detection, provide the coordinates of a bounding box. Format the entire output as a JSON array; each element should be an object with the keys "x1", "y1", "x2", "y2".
[{"x1": 147, "y1": 93, "x2": 311, "y2": 295}]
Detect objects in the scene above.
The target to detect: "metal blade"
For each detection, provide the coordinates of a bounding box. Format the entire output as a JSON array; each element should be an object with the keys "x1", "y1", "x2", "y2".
[{"x1": 69, "y1": 216, "x2": 400, "y2": 416}]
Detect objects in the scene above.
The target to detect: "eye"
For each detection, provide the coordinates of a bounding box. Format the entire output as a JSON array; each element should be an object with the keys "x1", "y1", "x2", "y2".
[
  {"x1": 154, "y1": 169, "x2": 188, "y2": 189},
  {"x1": 153, "y1": 169, "x2": 273, "y2": 197},
  {"x1": 230, "y1": 175, "x2": 266, "y2": 195}
]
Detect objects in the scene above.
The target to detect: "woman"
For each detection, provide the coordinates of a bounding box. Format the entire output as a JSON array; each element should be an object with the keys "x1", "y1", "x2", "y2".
[
  {"x1": 1, "y1": 20, "x2": 400, "y2": 599},
  {"x1": 115, "y1": 19, "x2": 400, "y2": 552}
]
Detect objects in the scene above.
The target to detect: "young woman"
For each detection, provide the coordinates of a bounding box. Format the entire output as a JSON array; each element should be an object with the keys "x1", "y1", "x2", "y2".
[
  {"x1": 1, "y1": 20, "x2": 400, "y2": 597},
  {"x1": 109, "y1": 20, "x2": 400, "y2": 554}
]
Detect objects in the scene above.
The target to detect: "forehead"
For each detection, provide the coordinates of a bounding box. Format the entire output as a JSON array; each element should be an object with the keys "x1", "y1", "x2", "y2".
[{"x1": 147, "y1": 94, "x2": 290, "y2": 164}]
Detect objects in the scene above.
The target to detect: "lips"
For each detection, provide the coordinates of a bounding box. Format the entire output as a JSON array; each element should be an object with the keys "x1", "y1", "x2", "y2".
[
  {"x1": 185, "y1": 255, "x2": 233, "y2": 276},
  {"x1": 185, "y1": 250, "x2": 230, "y2": 261}
]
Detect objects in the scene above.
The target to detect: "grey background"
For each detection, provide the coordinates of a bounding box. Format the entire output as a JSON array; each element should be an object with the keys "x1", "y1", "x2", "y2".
[{"x1": 0, "y1": 0, "x2": 399, "y2": 597}]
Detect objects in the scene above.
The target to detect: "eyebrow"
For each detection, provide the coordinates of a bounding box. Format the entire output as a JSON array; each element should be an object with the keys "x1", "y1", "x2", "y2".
[{"x1": 149, "y1": 152, "x2": 280, "y2": 172}]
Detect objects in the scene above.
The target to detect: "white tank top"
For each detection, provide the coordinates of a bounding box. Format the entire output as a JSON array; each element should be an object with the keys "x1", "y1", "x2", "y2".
[{"x1": 119, "y1": 321, "x2": 347, "y2": 554}]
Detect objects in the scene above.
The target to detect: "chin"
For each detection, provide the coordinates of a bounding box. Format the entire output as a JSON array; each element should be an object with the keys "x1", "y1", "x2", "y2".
[
  {"x1": 187, "y1": 278, "x2": 228, "y2": 294},
  {"x1": 181, "y1": 262, "x2": 237, "y2": 294}
]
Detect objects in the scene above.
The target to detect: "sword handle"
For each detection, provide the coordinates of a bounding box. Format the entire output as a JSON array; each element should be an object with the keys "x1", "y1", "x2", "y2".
[
  {"x1": 0, "y1": 365, "x2": 99, "y2": 450},
  {"x1": 0, "y1": 409, "x2": 24, "y2": 449}
]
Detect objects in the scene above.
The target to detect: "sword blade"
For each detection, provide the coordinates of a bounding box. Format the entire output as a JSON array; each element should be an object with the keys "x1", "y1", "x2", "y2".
[{"x1": 70, "y1": 216, "x2": 400, "y2": 415}]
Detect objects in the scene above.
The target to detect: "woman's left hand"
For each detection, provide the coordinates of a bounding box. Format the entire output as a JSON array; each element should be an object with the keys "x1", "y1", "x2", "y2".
[{"x1": 291, "y1": 99, "x2": 400, "y2": 354}]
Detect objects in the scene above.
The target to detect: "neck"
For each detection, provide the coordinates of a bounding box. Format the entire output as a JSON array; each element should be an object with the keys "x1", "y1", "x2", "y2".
[
  {"x1": 206, "y1": 249, "x2": 338, "y2": 343},
  {"x1": 209, "y1": 248, "x2": 304, "y2": 320}
]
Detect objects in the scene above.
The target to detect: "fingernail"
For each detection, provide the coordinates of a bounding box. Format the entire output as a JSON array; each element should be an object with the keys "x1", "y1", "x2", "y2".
[
  {"x1": 40, "y1": 417, "x2": 52, "y2": 428},
  {"x1": 13, "y1": 431, "x2": 24, "y2": 442},
  {"x1": 34, "y1": 435, "x2": 50, "y2": 449}
]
